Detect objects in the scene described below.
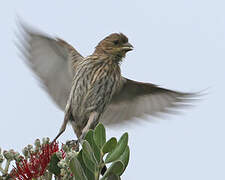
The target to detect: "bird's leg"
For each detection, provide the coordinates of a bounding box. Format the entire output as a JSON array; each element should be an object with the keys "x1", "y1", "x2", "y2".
[
  {"x1": 81, "y1": 112, "x2": 107, "y2": 175},
  {"x1": 52, "y1": 115, "x2": 68, "y2": 143},
  {"x1": 52, "y1": 106, "x2": 71, "y2": 143},
  {"x1": 66, "y1": 112, "x2": 99, "y2": 150},
  {"x1": 68, "y1": 121, "x2": 82, "y2": 151},
  {"x1": 53, "y1": 107, "x2": 80, "y2": 151},
  {"x1": 79, "y1": 112, "x2": 99, "y2": 141}
]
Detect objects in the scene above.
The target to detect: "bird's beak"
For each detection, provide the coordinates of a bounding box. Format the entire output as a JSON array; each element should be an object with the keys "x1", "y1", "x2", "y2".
[{"x1": 122, "y1": 42, "x2": 134, "y2": 52}]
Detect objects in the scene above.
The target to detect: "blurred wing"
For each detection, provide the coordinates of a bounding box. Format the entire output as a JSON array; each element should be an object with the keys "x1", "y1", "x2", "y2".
[
  {"x1": 17, "y1": 24, "x2": 83, "y2": 110},
  {"x1": 101, "y1": 78, "x2": 198, "y2": 125}
]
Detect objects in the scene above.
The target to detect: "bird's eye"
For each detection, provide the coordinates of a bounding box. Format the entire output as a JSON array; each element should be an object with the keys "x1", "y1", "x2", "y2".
[{"x1": 113, "y1": 40, "x2": 119, "y2": 45}]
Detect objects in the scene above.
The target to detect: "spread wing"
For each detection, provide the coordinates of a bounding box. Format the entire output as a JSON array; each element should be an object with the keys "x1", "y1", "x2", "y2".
[
  {"x1": 101, "y1": 78, "x2": 198, "y2": 125},
  {"x1": 17, "y1": 23, "x2": 83, "y2": 110},
  {"x1": 16, "y1": 23, "x2": 199, "y2": 126}
]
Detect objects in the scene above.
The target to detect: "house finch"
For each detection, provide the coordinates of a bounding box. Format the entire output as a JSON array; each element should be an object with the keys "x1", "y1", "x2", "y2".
[{"x1": 17, "y1": 23, "x2": 198, "y2": 141}]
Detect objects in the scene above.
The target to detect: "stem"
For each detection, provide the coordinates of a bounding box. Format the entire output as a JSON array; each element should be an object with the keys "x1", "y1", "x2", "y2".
[
  {"x1": 4, "y1": 160, "x2": 10, "y2": 174},
  {"x1": 0, "y1": 166, "x2": 5, "y2": 174},
  {"x1": 47, "y1": 172, "x2": 53, "y2": 180},
  {"x1": 96, "y1": 152, "x2": 105, "y2": 180}
]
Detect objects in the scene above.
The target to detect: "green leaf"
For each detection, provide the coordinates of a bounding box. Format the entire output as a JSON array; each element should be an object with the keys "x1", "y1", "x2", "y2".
[
  {"x1": 48, "y1": 153, "x2": 60, "y2": 176},
  {"x1": 85, "y1": 130, "x2": 101, "y2": 163},
  {"x1": 101, "y1": 161, "x2": 124, "y2": 180},
  {"x1": 84, "y1": 130, "x2": 95, "y2": 145},
  {"x1": 82, "y1": 140, "x2": 98, "y2": 173},
  {"x1": 77, "y1": 150, "x2": 95, "y2": 180},
  {"x1": 69, "y1": 155, "x2": 88, "y2": 180},
  {"x1": 105, "y1": 133, "x2": 128, "y2": 163},
  {"x1": 102, "y1": 137, "x2": 117, "y2": 154},
  {"x1": 118, "y1": 146, "x2": 130, "y2": 175},
  {"x1": 94, "y1": 123, "x2": 106, "y2": 149}
]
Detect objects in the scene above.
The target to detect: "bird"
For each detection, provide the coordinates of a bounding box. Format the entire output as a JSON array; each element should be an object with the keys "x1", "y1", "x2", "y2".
[{"x1": 17, "y1": 23, "x2": 199, "y2": 141}]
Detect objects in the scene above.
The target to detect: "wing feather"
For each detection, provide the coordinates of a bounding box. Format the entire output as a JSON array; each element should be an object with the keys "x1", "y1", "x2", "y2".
[
  {"x1": 101, "y1": 78, "x2": 199, "y2": 125},
  {"x1": 17, "y1": 23, "x2": 83, "y2": 110}
]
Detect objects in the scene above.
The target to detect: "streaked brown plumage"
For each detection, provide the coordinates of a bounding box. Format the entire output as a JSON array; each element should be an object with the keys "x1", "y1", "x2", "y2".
[{"x1": 17, "y1": 23, "x2": 198, "y2": 141}]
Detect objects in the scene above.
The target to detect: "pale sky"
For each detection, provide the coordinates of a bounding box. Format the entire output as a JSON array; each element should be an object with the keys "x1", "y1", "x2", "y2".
[{"x1": 1, "y1": 0, "x2": 225, "y2": 179}]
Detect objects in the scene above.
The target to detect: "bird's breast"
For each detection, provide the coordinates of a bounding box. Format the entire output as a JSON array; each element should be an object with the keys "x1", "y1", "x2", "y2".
[{"x1": 70, "y1": 58, "x2": 122, "y2": 124}]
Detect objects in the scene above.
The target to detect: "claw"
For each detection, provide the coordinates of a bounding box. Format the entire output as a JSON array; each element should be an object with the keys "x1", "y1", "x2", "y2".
[{"x1": 66, "y1": 140, "x2": 80, "y2": 152}]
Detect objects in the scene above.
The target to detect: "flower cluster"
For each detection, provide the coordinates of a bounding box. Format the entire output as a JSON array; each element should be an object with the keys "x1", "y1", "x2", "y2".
[
  {"x1": 0, "y1": 148, "x2": 21, "y2": 179},
  {"x1": 11, "y1": 140, "x2": 60, "y2": 180},
  {"x1": 0, "y1": 138, "x2": 78, "y2": 180},
  {"x1": 0, "y1": 123, "x2": 130, "y2": 180}
]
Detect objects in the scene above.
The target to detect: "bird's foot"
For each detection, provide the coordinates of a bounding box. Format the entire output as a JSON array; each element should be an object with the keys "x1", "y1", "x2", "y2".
[{"x1": 66, "y1": 140, "x2": 79, "y2": 152}]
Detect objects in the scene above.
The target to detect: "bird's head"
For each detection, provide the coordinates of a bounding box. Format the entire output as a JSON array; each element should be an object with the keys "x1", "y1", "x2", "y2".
[{"x1": 94, "y1": 33, "x2": 133, "y2": 61}]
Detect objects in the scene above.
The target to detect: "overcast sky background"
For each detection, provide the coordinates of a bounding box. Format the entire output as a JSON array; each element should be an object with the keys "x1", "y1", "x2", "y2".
[{"x1": 1, "y1": 0, "x2": 225, "y2": 179}]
